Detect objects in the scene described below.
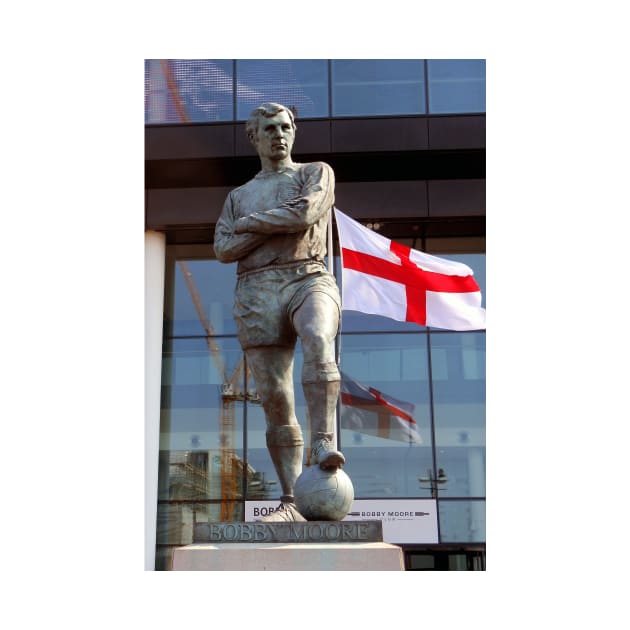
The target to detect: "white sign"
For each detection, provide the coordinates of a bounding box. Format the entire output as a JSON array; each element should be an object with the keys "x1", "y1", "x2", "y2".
[
  {"x1": 344, "y1": 499, "x2": 438, "y2": 544},
  {"x1": 244, "y1": 498, "x2": 438, "y2": 544}
]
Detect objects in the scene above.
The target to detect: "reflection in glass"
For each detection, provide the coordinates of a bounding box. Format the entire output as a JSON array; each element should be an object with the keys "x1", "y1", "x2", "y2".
[
  {"x1": 236, "y1": 60, "x2": 329, "y2": 120},
  {"x1": 338, "y1": 333, "x2": 433, "y2": 497},
  {"x1": 245, "y1": 388, "x2": 280, "y2": 501},
  {"x1": 427, "y1": 59, "x2": 486, "y2": 114},
  {"x1": 431, "y1": 332, "x2": 485, "y2": 497},
  {"x1": 332, "y1": 59, "x2": 425, "y2": 116},
  {"x1": 145, "y1": 59, "x2": 234, "y2": 124},
  {"x1": 157, "y1": 333, "x2": 255, "y2": 560},
  {"x1": 438, "y1": 500, "x2": 486, "y2": 542},
  {"x1": 159, "y1": 336, "x2": 245, "y2": 503},
  {"x1": 165, "y1": 258, "x2": 238, "y2": 337},
  {"x1": 144, "y1": 58, "x2": 487, "y2": 123}
]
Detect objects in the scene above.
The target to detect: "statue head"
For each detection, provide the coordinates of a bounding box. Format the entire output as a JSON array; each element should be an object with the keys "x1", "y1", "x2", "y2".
[{"x1": 246, "y1": 102, "x2": 297, "y2": 146}]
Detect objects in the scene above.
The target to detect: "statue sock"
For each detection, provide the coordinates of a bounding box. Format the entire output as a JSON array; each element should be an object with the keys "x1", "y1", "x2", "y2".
[
  {"x1": 302, "y1": 360, "x2": 340, "y2": 440},
  {"x1": 302, "y1": 361, "x2": 344, "y2": 468}
]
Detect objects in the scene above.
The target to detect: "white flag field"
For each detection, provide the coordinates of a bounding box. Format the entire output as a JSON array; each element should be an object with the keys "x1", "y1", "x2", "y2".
[{"x1": 334, "y1": 208, "x2": 486, "y2": 331}]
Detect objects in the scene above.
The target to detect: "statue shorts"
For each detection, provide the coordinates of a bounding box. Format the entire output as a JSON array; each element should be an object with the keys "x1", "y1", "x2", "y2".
[{"x1": 234, "y1": 260, "x2": 341, "y2": 350}]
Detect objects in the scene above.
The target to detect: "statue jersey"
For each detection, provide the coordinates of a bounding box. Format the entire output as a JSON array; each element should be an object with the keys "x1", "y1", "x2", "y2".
[{"x1": 214, "y1": 161, "x2": 334, "y2": 275}]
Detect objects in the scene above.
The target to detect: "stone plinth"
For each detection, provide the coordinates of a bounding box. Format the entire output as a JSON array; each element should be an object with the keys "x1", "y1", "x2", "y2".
[{"x1": 172, "y1": 541, "x2": 404, "y2": 571}]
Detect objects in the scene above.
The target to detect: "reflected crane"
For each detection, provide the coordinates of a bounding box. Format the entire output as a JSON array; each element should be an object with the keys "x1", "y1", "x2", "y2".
[{"x1": 178, "y1": 260, "x2": 250, "y2": 520}]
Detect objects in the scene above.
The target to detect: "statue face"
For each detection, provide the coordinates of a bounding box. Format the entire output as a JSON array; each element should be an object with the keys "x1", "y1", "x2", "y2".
[{"x1": 253, "y1": 110, "x2": 295, "y2": 162}]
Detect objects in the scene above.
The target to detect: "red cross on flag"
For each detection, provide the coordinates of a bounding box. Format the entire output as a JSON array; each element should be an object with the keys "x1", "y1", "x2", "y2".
[{"x1": 334, "y1": 208, "x2": 486, "y2": 331}]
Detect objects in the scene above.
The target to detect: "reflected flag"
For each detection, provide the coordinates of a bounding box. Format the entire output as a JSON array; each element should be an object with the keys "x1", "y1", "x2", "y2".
[{"x1": 340, "y1": 372, "x2": 421, "y2": 444}]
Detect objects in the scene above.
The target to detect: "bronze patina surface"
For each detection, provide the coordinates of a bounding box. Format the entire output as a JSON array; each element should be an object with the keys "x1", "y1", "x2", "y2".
[{"x1": 214, "y1": 103, "x2": 350, "y2": 522}]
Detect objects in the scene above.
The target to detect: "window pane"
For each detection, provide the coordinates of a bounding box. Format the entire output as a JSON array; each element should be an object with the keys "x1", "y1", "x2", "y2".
[
  {"x1": 439, "y1": 500, "x2": 486, "y2": 542},
  {"x1": 159, "y1": 337, "x2": 245, "y2": 502},
  {"x1": 431, "y1": 332, "x2": 486, "y2": 497},
  {"x1": 332, "y1": 59, "x2": 425, "y2": 116},
  {"x1": 165, "y1": 256, "x2": 238, "y2": 337},
  {"x1": 427, "y1": 59, "x2": 486, "y2": 113},
  {"x1": 236, "y1": 59, "x2": 329, "y2": 120},
  {"x1": 145, "y1": 59, "x2": 234, "y2": 124},
  {"x1": 338, "y1": 333, "x2": 433, "y2": 498}
]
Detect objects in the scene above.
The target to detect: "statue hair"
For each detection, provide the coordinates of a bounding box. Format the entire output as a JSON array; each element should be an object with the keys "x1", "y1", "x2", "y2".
[{"x1": 246, "y1": 102, "x2": 297, "y2": 144}]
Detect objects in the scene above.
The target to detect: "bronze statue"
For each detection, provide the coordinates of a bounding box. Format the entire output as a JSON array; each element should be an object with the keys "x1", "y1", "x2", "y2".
[{"x1": 214, "y1": 103, "x2": 345, "y2": 522}]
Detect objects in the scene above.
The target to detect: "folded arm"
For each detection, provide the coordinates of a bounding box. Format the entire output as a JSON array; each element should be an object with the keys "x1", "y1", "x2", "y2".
[
  {"x1": 233, "y1": 162, "x2": 334, "y2": 235},
  {"x1": 214, "y1": 193, "x2": 267, "y2": 263}
]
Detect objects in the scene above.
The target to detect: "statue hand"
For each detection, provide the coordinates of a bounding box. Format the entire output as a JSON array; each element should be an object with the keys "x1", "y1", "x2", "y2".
[{"x1": 233, "y1": 217, "x2": 250, "y2": 234}]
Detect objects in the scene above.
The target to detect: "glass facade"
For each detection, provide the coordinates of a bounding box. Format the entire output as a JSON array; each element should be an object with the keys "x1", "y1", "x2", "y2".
[
  {"x1": 145, "y1": 59, "x2": 486, "y2": 124},
  {"x1": 236, "y1": 59, "x2": 329, "y2": 120},
  {"x1": 331, "y1": 59, "x2": 426, "y2": 116},
  {"x1": 145, "y1": 59, "x2": 234, "y2": 123},
  {"x1": 427, "y1": 59, "x2": 486, "y2": 114},
  {"x1": 155, "y1": 235, "x2": 485, "y2": 569}
]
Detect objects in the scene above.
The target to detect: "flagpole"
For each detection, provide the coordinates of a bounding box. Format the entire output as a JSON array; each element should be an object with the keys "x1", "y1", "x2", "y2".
[
  {"x1": 327, "y1": 207, "x2": 334, "y2": 276},
  {"x1": 328, "y1": 207, "x2": 338, "y2": 365},
  {"x1": 329, "y1": 207, "x2": 341, "y2": 451}
]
